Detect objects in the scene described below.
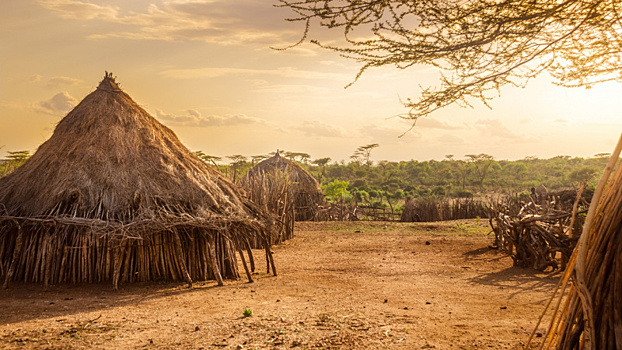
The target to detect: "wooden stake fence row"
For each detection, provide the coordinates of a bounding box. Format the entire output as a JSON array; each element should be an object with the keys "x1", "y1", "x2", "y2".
[{"x1": 0, "y1": 219, "x2": 275, "y2": 289}]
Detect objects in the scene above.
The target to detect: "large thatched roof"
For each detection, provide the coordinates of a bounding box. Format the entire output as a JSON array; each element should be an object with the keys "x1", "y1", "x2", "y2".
[
  {"x1": 0, "y1": 75, "x2": 252, "y2": 222},
  {"x1": 0, "y1": 73, "x2": 275, "y2": 288}
]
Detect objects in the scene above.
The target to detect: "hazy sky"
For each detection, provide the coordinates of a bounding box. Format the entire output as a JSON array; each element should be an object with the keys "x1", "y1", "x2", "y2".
[{"x1": 1, "y1": 0, "x2": 621, "y2": 163}]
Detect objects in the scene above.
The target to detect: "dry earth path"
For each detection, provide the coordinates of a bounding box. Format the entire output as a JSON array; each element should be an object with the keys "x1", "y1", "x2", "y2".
[{"x1": 0, "y1": 220, "x2": 558, "y2": 349}]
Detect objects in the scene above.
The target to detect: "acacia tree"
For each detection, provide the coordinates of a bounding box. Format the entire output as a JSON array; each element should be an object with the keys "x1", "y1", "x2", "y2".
[
  {"x1": 227, "y1": 154, "x2": 248, "y2": 182},
  {"x1": 194, "y1": 151, "x2": 222, "y2": 168},
  {"x1": 312, "y1": 157, "x2": 332, "y2": 182},
  {"x1": 352, "y1": 143, "x2": 379, "y2": 165},
  {"x1": 277, "y1": 0, "x2": 622, "y2": 121},
  {"x1": 465, "y1": 153, "x2": 497, "y2": 189}
]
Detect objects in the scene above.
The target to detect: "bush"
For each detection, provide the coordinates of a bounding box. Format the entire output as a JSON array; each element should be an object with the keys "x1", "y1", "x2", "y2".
[
  {"x1": 354, "y1": 190, "x2": 369, "y2": 202},
  {"x1": 323, "y1": 180, "x2": 350, "y2": 202},
  {"x1": 431, "y1": 186, "x2": 446, "y2": 196}
]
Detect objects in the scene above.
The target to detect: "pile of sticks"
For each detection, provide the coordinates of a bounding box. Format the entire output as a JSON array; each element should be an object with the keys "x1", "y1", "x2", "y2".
[{"x1": 489, "y1": 187, "x2": 591, "y2": 271}]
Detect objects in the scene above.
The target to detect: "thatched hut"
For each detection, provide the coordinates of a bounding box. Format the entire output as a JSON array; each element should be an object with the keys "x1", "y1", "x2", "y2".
[
  {"x1": 240, "y1": 153, "x2": 324, "y2": 246},
  {"x1": 527, "y1": 135, "x2": 622, "y2": 349},
  {"x1": 0, "y1": 73, "x2": 276, "y2": 289}
]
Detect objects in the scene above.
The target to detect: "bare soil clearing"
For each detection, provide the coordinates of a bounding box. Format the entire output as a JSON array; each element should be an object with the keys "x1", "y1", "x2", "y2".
[{"x1": 0, "y1": 220, "x2": 557, "y2": 349}]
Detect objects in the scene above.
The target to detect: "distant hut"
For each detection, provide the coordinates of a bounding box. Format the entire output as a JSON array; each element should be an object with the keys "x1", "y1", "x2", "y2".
[
  {"x1": 0, "y1": 73, "x2": 276, "y2": 289},
  {"x1": 240, "y1": 153, "x2": 324, "y2": 245}
]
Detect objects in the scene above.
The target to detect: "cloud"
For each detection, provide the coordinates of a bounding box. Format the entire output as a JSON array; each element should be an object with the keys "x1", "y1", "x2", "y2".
[
  {"x1": 436, "y1": 134, "x2": 466, "y2": 145},
  {"x1": 39, "y1": 0, "x2": 300, "y2": 45},
  {"x1": 33, "y1": 92, "x2": 78, "y2": 116},
  {"x1": 359, "y1": 124, "x2": 421, "y2": 143},
  {"x1": 554, "y1": 118, "x2": 569, "y2": 124},
  {"x1": 39, "y1": 0, "x2": 119, "y2": 20},
  {"x1": 47, "y1": 76, "x2": 82, "y2": 88},
  {"x1": 474, "y1": 119, "x2": 527, "y2": 141},
  {"x1": 293, "y1": 121, "x2": 345, "y2": 138},
  {"x1": 155, "y1": 109, "x2": 265, "y2": 127},
  {"x1": 160, "y1": 66, "x2": 347, "y2": 81},
  {"x1": 27, "y1": 75, "x2": 43, "y2": 83},
  {"x1": 414, "y1": 117, "x2": 462, "y2": 130}
]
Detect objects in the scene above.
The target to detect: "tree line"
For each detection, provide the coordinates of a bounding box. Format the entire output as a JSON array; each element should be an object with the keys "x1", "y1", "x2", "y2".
[
  {"x1": 193, "y1": 147, "x2": 607, "y2": 207},
  {"x1": 1, "y1": 148, "x2": 607, "y2": 207}
]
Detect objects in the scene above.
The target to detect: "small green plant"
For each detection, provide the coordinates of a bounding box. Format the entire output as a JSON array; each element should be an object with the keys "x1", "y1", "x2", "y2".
[{"x1": 243, "y1": 308, "x2": 253, "y2": 317}]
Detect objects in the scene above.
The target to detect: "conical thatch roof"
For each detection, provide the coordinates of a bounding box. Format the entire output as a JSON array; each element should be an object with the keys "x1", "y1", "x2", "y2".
[
  {"x1": 250, "y1": 153, "x2": 323, "y2": 198},
  {"x1": 0, "y1": 73, "x2": 276, "y2": 288},
  {"x1": 242, "y1": 153, "x2": 324, "y2": 224}
]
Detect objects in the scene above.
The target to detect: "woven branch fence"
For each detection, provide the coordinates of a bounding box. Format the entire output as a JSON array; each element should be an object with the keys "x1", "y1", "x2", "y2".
[
  {"x1": 401, "y1": 197, "x2": 489, "y2": 222},
  {"x1": 0, "y1": 213, "x2": 276, "y2": 289}
]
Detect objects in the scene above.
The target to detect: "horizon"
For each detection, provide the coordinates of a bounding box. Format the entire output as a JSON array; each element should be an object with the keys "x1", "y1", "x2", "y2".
[{"x1": 1, "y1": 1, "x2": 621, "y2": 164}]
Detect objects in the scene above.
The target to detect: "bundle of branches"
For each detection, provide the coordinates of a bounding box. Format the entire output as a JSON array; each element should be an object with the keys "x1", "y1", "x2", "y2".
[
  {"x1": 316, "y1": 202, "x2": 358, "y2": 221},
  {"x1": 489, "y1": 188, "x2": 592, "y2": 271},
  {"x1": 527, "y1": 135, "x2": 622, "y2": 349},
  {"x1": 0, "y1": 73, "x2": 276, "y2": 289},
  {"x1": 243, "y1": 153, "x2": 324, "y2": 222},
  {"x1": 239, "y1": 168, "x2": 293, "y2": 248},
  {"x1": 401, "y1": 197, "x2": 489, "y2": 222}
]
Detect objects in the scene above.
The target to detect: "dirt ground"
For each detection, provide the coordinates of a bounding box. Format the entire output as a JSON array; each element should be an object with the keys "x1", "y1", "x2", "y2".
[{"x1": 0, "y1": 220, "x2": 559, "y2": 349}]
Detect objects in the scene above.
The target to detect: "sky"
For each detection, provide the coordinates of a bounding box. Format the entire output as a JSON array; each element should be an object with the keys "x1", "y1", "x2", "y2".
[{"x1": 1, "y1": 0, "x2": 621, "y2": 164}]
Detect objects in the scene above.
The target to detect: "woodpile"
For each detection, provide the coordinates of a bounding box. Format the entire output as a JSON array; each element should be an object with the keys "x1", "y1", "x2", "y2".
[
  {"x1": 489, "y1": 188, "x2": 591, "y2": 271},
  {"x1": 0, "y1": 73, "x2": 277, "y2": 289},
  {"x1": 528, "y1": 135, "x2": 622, "y2": 349},
  {"x1": 401, "y1": 197, "x2": 489, "y2": 222}
]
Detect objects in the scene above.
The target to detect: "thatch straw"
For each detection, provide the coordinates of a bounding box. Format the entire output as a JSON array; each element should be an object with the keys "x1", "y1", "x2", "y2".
[
  {"x1": 0, "y1": 73, "x2": 277, "y2": 289},
  {"x1": 239, "y1": 167, "x2": 294, "y2": 248},
  {"x1": 242, "y1": 154, "x2": 324, "y2": 222},
  {"x1": 527, "y1": 132, "x2": 622, "y2": 349}
]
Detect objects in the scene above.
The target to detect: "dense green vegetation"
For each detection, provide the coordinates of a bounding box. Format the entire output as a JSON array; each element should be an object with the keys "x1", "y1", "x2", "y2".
[
  {"x1": 316, "y1": 154, "x2": 605, "y2": 199},
  {"x1": 0, "y1": 150, "x2": 31, "y2": 177},
  {"x1": 194, "y1": 149, "x2": 607, "y2": 205}
]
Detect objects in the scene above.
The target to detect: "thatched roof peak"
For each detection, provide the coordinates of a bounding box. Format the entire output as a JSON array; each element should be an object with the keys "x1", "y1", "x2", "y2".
[{"x1": 97, "y1": 72, "x2": 122, "y2": 92}]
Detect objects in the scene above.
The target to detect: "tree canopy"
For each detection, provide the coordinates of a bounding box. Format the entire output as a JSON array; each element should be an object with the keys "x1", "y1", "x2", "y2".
[{"x1": 277, "y1": 0, "x2": 622, "y2": 120}]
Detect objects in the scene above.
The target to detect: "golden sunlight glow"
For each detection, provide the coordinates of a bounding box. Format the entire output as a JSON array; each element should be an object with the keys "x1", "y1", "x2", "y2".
[{"x1": 0, "y1": 0, "x2": 621, "y2": 162}]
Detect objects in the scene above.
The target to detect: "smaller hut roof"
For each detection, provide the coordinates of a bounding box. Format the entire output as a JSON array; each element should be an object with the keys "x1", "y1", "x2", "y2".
[
  {"x1": 241, "y1": 153, "x2": 325, "y2": 224},
  {"x1": 245, "y1": 153, "x2": 323, "y2": 197}
]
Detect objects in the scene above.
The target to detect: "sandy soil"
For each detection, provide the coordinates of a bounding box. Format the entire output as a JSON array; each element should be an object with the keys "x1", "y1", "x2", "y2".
[{"x1": 0, "y1": 220, "x2": 558, "y2": 349}]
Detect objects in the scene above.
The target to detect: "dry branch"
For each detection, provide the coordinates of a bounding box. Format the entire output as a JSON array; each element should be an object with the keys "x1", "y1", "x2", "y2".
[{"x1": 489, "y1": 189, "x2": 591, "y2": 272}]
